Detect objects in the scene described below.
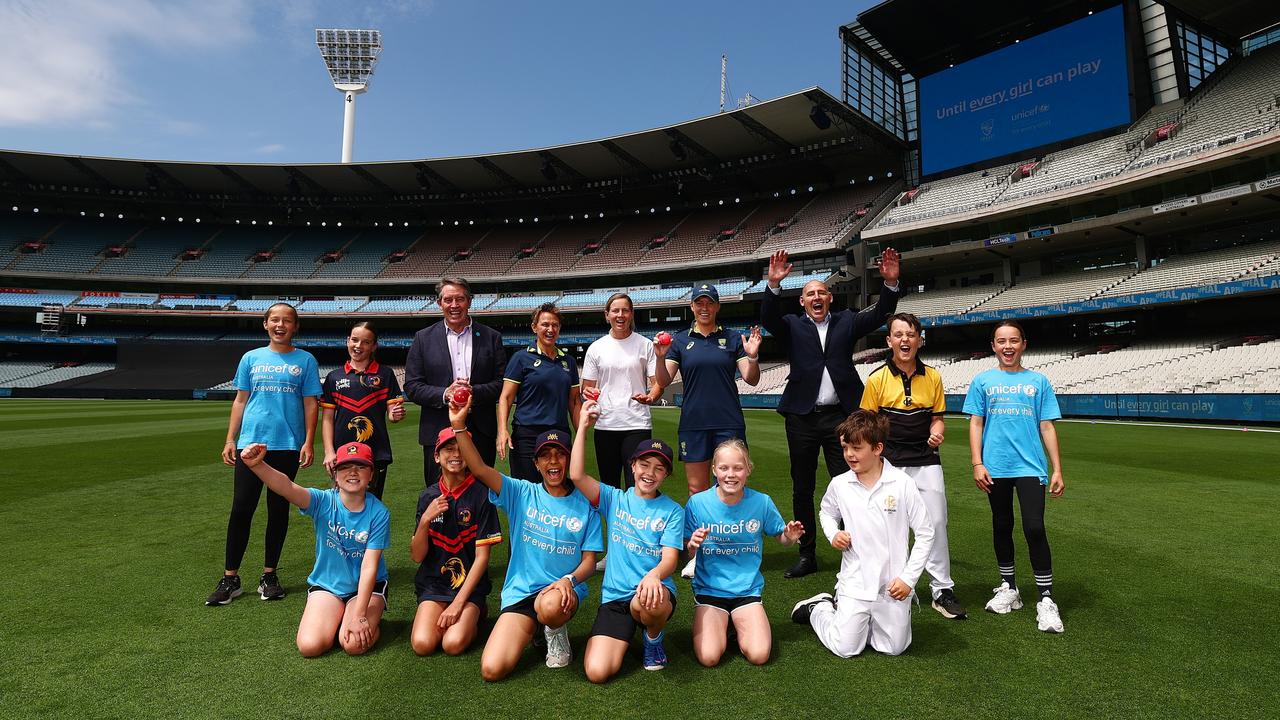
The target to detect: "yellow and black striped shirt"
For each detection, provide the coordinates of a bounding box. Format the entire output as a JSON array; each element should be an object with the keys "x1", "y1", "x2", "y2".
[{"x1": 859, "y1": 360, "x2": 946, "y2": 467}]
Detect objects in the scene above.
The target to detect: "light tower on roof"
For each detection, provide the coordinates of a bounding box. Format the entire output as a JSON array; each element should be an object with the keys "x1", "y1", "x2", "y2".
[{"x1": 315, "y1": 28, "x2": 382, "y2": 163}]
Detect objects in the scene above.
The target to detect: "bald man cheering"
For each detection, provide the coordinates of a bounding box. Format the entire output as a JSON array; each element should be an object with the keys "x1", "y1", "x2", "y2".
[{"x1": 760, "y1": 248, "x2": 900, "y2": 578}]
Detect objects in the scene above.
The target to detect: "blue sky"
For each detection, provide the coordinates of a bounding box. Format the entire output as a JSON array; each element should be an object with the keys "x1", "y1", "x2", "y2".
[{"x1": 0, "y1": 0, "x2": 876, "y2": 164}]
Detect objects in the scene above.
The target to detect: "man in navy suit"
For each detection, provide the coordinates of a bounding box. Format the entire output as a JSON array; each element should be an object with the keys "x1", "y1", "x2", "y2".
[
  {"x1": 404, "y1": 277, "x2": 506, "y2": 486},
  {"x1": 760, "y1": 248, "x2": 900, "y2": 577}
]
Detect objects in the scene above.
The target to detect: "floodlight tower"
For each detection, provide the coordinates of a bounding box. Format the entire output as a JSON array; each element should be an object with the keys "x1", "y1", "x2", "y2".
[{"x1": 315, "y1": 28, "x2": 383, "y2": 163}]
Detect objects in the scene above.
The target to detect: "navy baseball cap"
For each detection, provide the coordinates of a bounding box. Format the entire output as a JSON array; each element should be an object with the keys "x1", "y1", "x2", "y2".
[
  {"x1": 630, "y1": 438, "x2": 674, "y2": 473},
  {"x1": 534, "y1": 429, "x2": 570, "y2": 457},
  {"x1": 691, "y1": 283, "x2": 720, "y2": 302}
]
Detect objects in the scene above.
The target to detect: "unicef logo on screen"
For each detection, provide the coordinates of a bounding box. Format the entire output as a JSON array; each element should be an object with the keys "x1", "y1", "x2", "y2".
[
  {"x1": 566, "y1": 517, "x2": 583, "y2": 532},
  {"x1": 745, "y1": 519, "x2": 760, "y2": 533}
]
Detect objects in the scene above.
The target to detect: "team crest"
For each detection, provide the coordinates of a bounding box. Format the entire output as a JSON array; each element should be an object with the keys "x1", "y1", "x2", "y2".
[
  {"x1": 884, "y1": 495, "x2": 897, "y2": 513},
  {"x1": 360, "y1": 374, "x2": 382, "y2": 387},
  {"x1": 718, "y1": 339, "x2": 726, "y2": 347},
  {"x1": 561, "y1": 360, "x2": 568, "y2": 370},
  {"x1": 345, "y1": 444, "x2": 360, "y2": 455},
  {"x1": 442, "y1": 557, "x2": 467, "y2": 590},
  {"x1": 457, "y1": 506, "x2": 473, "y2": 525}
]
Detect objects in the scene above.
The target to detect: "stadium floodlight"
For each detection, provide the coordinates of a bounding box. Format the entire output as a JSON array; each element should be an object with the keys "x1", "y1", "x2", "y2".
[{"x1": 315, "y1": 28, "x2": 383, "y2": 163}]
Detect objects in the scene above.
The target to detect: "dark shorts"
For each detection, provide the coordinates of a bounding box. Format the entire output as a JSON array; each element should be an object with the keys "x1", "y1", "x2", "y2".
[
  {"x1": 417, "y1": 585, "x2": 487, "y2": 616},
  {"x1": 499, "y1": 591, "x2": 541, "y2": 620},
  {"x1": 678, "y1": 428, "x2": 747, "y2": 463},
  {"x1": 589, "y1": 590, "x2": 677, "y2": 641},
  {"x1": 694, "y1": 594, "x2": 761, "y2": 614},
  {"x1": 308, "y1": 579, "x2": 389, "y2": 606}
]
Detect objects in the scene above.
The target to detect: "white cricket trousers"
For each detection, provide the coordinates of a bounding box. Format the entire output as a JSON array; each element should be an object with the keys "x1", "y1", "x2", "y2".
[
  {"x1": 902, "y1": 464, "x2": 954, "y2": 596},
  {"x1": 809, "y1": 594, "x2": 913, "y2": 657}
]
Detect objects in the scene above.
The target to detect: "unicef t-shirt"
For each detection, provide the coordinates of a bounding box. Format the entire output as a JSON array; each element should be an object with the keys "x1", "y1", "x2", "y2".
[
  {"x1": 300, "y1": 487, "x2": 390, "y2": 596},
  {"x1": 595, "y1": 484, "x2": 684, "y2": 604},
  {"x1": 963, "y1": 368, "x2": 1062, "y2": 484},
  {"x1": 490, "y1": 475, "x2": 604, "y2": 609},
  {"x1": 234, "y1": 347, "x2": 322, "y2": 450},
  {"x1": 683, "y1": 487, "x2": 786, "y2": 598}
]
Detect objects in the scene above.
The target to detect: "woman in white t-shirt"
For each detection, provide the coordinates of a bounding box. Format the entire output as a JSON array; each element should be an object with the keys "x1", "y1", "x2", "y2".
[{"x1": 581, "y1": 293, "x2": 662, "y2": 490}]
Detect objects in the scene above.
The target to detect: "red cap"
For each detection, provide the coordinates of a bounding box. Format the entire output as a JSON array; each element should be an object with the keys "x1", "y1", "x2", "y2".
[
  {"x1": 333, "y1": 442, "x2": 374, "y2": 468},
  {"x1": 435, "y1": 426, "x2": 470, "y2": 452}
]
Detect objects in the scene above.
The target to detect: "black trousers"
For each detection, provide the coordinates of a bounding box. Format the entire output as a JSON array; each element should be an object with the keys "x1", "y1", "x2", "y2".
[
  {"x1": 225, "y1": 450, "x2": 299, "y2": 572},
  {"x1": 510, "y1": 423, "x2": 565, "y2": 484},
  {"x1": 988, "y1": 476, "x2": 1052, "y2": 580},
  {"x1": 783, "y1": 408, "x2": 847, "y2": 558},
  {"x1": 369, "y1": 463, "x2": 389, "y2": 501},
  {"x1": 594, "y1": 428, "x2": 650, "y2": 489},
  {"x1": 423, "y1": 429, "x2": 496, "y2": 486}
]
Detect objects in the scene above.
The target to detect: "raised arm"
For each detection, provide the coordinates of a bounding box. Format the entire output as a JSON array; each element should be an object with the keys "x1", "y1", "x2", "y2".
[
  {"x1": 568, "y1": 400, "x2": 603, "y2": 505},
  {"x1": 760, "y1": 250, "x2": 793, "y2": 339},
  {"x1": 847, "y1": 247, "x2": 902, "y2": 340},
  {"x1": 449, "y1": 396, "x2": 505, "y2": 494},
  {"x1": 239, "y1": 443, "x2": 311, "y2": 508},
  {"x1": 737, "y1": 326, "x2": 762, "y2": 386}
]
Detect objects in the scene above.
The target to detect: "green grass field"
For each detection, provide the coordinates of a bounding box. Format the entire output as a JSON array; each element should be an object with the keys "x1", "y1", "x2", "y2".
[{"x1": 1, "y1": 399, "x2": 1277, "y2": 719}]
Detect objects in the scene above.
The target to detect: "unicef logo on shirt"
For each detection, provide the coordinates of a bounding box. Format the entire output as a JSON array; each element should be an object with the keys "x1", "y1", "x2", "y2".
[
  {"x1": 745, "y1": 519, "x2": 760, "y2": 533},
  {"x1": 1024, "y1": 386, "x2": 1036, "y2": 397},
  {"x1": 651, "y1": 518, "x2": 667, "y2": 532},
  {"x1": 354, "y1": 530, "x2": 369, "y2": 544},
  {"x1": 566, "y1": 517, "x2": 583, "y2": 532},
  {"x1": 526, "y1": 506, "x2": 539, "y2": 519},
  {"x1": 288, "y1": 364, "x2": 302, "y2": 377}
]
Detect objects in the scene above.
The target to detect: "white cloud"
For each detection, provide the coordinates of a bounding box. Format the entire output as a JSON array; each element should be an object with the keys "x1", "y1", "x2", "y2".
[
  {"x1": 255, "y1": 143, "x2": 286, "y2": 154},
  {"x1": 0, "y1": 0, "x2": 253, "y2": 127}
]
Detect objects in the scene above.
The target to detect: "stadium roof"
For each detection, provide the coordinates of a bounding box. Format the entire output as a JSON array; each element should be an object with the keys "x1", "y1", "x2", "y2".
[
  {"x1": 0, "y1": 87, "x2": 902, "y2": 210},
  {"x1": 852, "y1": 0, "x2": 1280, "y2": 78}
]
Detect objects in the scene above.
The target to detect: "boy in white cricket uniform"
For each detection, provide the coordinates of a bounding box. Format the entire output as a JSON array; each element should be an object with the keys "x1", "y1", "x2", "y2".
[{"x1": 792, "y1": 410, "x2": 934, "y2": 657}]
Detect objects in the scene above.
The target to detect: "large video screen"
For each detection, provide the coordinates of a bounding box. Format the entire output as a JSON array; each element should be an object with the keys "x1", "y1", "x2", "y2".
[{"x1": 918, "y1": 5, "x2": 1131, "y2": 176}]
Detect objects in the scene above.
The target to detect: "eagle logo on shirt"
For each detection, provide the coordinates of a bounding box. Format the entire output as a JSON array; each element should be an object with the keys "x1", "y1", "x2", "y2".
[
  {"x1": 457, "y1": 506, "x2": 472, "y2": 525},
  {"x1": 442, "y1": 557, "x2": 467, "y2": 590},
  {"x1": 348, "y1": 416, "x2": 374, "y2": 443}
]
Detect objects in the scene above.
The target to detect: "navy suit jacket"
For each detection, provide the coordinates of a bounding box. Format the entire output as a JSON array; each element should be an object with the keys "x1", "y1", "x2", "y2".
[
  {"x1": 760, "y1": 284, "x2": 899, "y2": 416},
  {"x1": 403, "y1": 320, "x2": 506, "y2": 446}
]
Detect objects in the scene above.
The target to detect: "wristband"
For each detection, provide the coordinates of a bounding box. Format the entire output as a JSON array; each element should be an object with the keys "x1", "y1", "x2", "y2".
[
  {"x1": 562, "y1": 574, "x2": 578, "y2": 587},
  {"x1": 972, "y1": 462, "x2": 984, "y2": 467}
]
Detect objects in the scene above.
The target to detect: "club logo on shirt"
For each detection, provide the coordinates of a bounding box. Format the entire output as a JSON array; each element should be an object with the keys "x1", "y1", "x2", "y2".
[
  {"x1": 884, "y1": 495, "x2": 897, "y2": 513},
  {"x1": 360, "y1": 374, "x2": 382, "y2": 388},
  {"x1": 442, "y1": 557, "x2": 467, "y2": 590},
  {"x1": 335, "y1": 378, "x2": 351, "y2": 390},
  {"x1": 561, "y1": 361, "x2": 568, "y2": 370},
  {"x1": 745, "y1": 519, "x2": 760, "y2": 533},
  {"x1": 347, "y1": 416, "x2": 373, "y2": 442},
  {"x1": 457, "y1": 506, "x2": 472, "y2": 525},
  {"x1": 718, "y1": 339, "x2": 726, "y2": 348}
]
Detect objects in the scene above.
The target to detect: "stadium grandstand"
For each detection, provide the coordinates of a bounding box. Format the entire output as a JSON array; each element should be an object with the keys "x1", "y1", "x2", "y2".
[{"x1": 3, "y1": 0, "x2": 1279, "y2": 423}]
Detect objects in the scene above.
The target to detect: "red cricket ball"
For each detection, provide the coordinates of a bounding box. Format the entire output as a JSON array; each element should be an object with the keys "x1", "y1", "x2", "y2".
[
  {"x1": 655, "y1": 331, "x2": 672, "y2": 347},
  {"x1": 452, "y1": 386, "x2": 471, "y2": 405},
  {"x1": 583, "y1": 387, "x2": 600, "y2": 402}
]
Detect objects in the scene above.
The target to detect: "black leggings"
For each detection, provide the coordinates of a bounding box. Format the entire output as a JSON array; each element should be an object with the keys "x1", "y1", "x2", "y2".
[
  {"x1": 510, "y1": 424, "x2": 563, "y2": 484},
  {"x1": 370, "y1": 463, "x2": 389, "y2": 501},
  {"x1": 988, "y1": 476, "x2": 1052, "y2": 580},
  {"x1": 225, "y1": 450, "x2": 299, "y2": 572},
  {"x1": 593, "y1": 428, "x2": 650, "y2": 489}
]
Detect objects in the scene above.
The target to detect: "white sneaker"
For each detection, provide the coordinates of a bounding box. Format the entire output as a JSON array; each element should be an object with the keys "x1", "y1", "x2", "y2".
[
  {"x1": 984, "y1": 582, "x2": 1024, "y2": 614},
  {"x1": 544, "y1": 624, "x2": 572, "y2": 668},
  {"x1": 680, "y1": 556, "x2": 696, "y2": 579},
  {"x1": 1036, "y1": 597, "x2": 1064, "y2": 633},
  {"x1": 594, "y1": 555, "x2": 607, "y2": 573}
]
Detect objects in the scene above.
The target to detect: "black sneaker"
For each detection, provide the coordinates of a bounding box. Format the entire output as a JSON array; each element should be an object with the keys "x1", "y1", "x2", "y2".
[
  {"x1": 931, "y1": 588, "x2": 967, "y2": 619},
  {"x1": 258, "y1": 572, "x2": 286, "y2": 601},
  {"x1": 790, "y1": 592, "x2": 834, "y2": 625},
  {"x1": 205, "y1": 575, "x2": 242, "y2": 606}
]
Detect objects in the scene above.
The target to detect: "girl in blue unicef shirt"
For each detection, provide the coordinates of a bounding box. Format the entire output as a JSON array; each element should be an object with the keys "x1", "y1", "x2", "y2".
[
  {"x1": 684, "y1": 439, "x2": 804, "y2": 667},
  {"x1": 447, "y1": 394, "x2": 602, "y2": 681},
  {"x1": 963, "y1": 319, "x2": 1066, "y2": 635},
  {"x1": 207, "y1": 302, "x2": 321, "y2": 607},
  {"x1": 239, "y1": 441, "x2": 390, "y2": 657},
  {"x1": 570, "y1": 397, "x2": 684, "y2": 682}
]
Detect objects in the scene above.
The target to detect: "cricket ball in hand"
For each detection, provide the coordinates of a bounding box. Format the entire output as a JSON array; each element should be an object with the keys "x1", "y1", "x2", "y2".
[
  {"x1": 452, "y1": 387, "x2": 471, "y2": 405},
  {"x1": 583, "y1": 387, "x2": 600, "y2": 402},
  {"x1": 655, "y1": 331, "x2": 672, "y2": 347}
]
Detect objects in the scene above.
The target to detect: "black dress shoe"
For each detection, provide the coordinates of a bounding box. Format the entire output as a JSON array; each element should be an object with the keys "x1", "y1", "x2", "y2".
[{"x1": 784, "y1": 556, "x2": 818, "y2": 578}]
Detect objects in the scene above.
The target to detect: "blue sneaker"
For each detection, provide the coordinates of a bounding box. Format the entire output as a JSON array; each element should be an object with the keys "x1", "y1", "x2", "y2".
[{"x1": 642, "y1": 632, "x2": 668, "y2": 671}]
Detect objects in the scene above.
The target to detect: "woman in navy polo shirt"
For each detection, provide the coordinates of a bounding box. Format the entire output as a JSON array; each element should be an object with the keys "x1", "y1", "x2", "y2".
[
  {"x1": 655, "y1": 283, "x2": 762, "y2": 578},
  {"x1": 497, "y1": 303, "x2": 582, "y2": 482}
]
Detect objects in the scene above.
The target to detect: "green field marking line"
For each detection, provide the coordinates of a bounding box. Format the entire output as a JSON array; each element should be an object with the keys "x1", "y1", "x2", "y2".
[{"x1": 0, "y1": 415, "x2": 229, "y2": 449}]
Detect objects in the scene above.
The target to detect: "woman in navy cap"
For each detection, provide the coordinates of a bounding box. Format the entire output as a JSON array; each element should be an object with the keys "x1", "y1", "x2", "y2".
[{"x1": 655, "y1": 282, "x2": 762, "y2": 578}]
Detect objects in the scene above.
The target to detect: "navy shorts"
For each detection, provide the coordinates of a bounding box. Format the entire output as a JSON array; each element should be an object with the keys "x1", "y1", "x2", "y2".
[
  {"x1": 589, "y1": 590, "x2": 677, "y2": 641},
  {"x1": 308, "y1": 579, "x2": 389, "y2": 606},
  {"x1": 693, "y1": 594, "x2": 761, "y2": 614},
  {"x1": 678, "y1": 428, "x2": 746, "y2": 463}
]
